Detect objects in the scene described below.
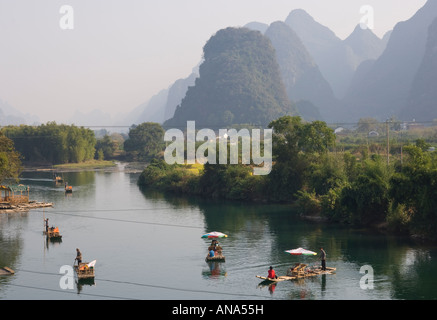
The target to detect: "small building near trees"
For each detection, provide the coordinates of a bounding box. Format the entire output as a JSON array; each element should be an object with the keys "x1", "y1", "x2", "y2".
[{"x1": 0, "y1": 184, "x2": 30, "y2": 204}]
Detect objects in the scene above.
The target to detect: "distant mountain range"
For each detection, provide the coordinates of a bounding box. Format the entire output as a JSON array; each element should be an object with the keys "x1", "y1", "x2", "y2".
[
  {"x1": 342, "y1": 0, "x2": 437, "y2": 122},
  {"x1": 264, "y1": 20, "x2": 337, "y2": 121},
  {"x1": 2, "y1": 1, "x2": 436, "y2": 127},
  {"x1": 285, "y1": 9, "x2": 387, "y2": 100},
  {"x1": 144, "y1": 6, "x2": 396, "y2": 126},
  {"x1": 401, "y1": 17, "x2": 437, "y2": 122},
  {"x1": 114, "y1": 66, "x2": 199, "y2": 128},
  {"x1": 0, "y1": 99, "x2": 40, "y2": 126}
]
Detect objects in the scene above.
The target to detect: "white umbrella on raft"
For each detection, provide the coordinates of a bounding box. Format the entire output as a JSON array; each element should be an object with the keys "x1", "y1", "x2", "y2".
[
  {"x1": 86, "y1": 260, "x2": 97, "y2": 268},
  {"x1": 201, "y1": 231, "x2": 228, "y2": 239},
  {"x1": 285, "y1": 248, "x2": 317, "y2": 256}
]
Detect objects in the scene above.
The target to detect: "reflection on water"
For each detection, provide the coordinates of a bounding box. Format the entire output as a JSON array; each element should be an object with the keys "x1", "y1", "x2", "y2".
[
  {"x1": 0, "y1": 166, "x2": 436, "y2": 300},
  {"x1": 202, "y1": 262, "x2": 227, "y2": 280},
  {"x1": 76, "y1": 278, "x2": 96, "y2": 294},
  {"x1": 0, "y1": 213, "x2": 23, "y2": 288}
]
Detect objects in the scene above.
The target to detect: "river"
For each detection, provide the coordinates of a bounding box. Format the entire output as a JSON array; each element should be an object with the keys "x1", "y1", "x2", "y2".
[{"x1": 0, "y1": 162, "x2": 436, "y2": 300}]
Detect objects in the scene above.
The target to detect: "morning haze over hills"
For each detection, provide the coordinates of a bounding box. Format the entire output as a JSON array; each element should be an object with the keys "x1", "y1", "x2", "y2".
[
  {"x1": 164, "y1": 27, "x2": 294, "y2": 128},
  {"x1": 342, "y1": 0, "x2": 437, "y2": 122},
  {"x1": 1, "y1": 1, "x2": 436, "y2": 128}
]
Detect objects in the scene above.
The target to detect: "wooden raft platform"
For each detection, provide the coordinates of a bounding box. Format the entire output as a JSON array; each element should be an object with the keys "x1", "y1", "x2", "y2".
[
  {"x1": 205, "y1": 254, "x2": 226, "y2": 262},
  {"x1": 54, "y1": 176, "x2": 64, "y2": 183},
  {"x1": 256, "y1": 275, "x2": 296, "y2": 283},
  {"x1": 44, "y1": 229, "x2": 62, "y2": 240},
  {"x1": 74, "y1": 263, "x2": 95, "y2": 279},
  {"x1": 0, "y1": 201, "x2": 53, "y2": 213},
  {"x1": 0, "y1": 267, "x2": 15, "y2": 276},
  {"x1": 256, "y1": 264, "x2": 336, "y2": 283},
  {"x1": 44, "y1": 226, "x2": 62, "y2": 237}
]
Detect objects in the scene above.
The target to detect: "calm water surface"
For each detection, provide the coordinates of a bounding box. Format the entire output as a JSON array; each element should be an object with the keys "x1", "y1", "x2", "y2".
[{"x1": 1, "y1": 163, "x2": 436, "y2": 300}]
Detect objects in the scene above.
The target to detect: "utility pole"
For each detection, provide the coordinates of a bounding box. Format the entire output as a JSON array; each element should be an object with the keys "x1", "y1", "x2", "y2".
[{"x1": 386, "y1": 119, "x2": 390, "y2": 166}]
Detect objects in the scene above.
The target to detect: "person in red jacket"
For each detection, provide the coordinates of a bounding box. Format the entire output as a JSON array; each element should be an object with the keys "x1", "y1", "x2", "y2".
[{"x1": 268, "y1": 266, "x2": 277, "y2": 279}]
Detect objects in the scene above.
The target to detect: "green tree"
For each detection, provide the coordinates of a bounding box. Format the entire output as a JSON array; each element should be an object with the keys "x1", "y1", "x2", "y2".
[
  {"x1": 307, "y1": 153, "x2": 346, "y2": 196},
  {"x1": 356, "y1": 117, "x2": 381, "y2": 133},
  {"x1": 266, "y1": 116, "x2": 335, "y2": 201},
  {"x1": 95, "y1": 135, "x2": 115, "y2": 160},
  {"x1": 0, "y1": 133, "x2": 22, "y2": 183},
  {"x1": 124, "y1": 122, "x2": 165, "y2": 161},
  {"x1": 390, "y1": 145, "x2": 437, "y2": 239},
  {"x1": 340, "y1": 157, "x2": 391, "y2": 226},
  {"x1": 2, "y1": 122, "x2": 96, "y2": 164},
  {"x1": 415, "y1": 138, "x2": 431, "y2": 152}
]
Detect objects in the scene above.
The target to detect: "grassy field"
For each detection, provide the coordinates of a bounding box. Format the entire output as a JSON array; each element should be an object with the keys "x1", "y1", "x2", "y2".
[
  {"x1": 53, "y1": 159, "x2": 116, "y2": 170},
  {"x1": 182, "y1": 163, "x2": 204, "y2": 175}
]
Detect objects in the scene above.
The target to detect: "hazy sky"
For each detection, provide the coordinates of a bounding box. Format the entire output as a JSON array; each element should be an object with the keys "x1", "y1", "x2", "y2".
[{"x1": 0, "y1": 0, "x2": 428, "y2": 124}]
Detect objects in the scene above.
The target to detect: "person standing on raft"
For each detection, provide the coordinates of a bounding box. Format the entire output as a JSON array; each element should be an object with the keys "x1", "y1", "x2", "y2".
[
  {"x1": 320, "y1": 247, "x2": 326, "y2": 271},
  {"x1": 75, "y1": 248, "x2": 82, "y2": 266}
]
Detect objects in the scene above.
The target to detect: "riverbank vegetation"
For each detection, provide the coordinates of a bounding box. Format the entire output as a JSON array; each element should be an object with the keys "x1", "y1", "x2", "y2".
[
  {"x1": 123, "y1": 122, "x2": 165, "y2": 161},
  {"x1": 2, "y1": 122, "x2": 129, "y2": 165},
  {"x1": 2, "y1": 122, "x2": 97, "y2": 164},
  {"x1": 138, "y1": 116, "x2": 437, "y2": 241},
  {"x1": 0, "y1": 132, "x2": 22, "y2": 183}
]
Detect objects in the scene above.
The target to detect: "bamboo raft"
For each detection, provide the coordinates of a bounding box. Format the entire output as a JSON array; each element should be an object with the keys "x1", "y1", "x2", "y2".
[
  {"x1": 205, "y1": 254, "x2": 226, "y2": 262},
  {"x1": 74, "y1": 262, "x2": 95, "y2": 279},
  {"x1": 0, "y1": 267, "x2": 15, "y2": 276},
  {"x1": 54, "y1": 176, "x2": 64, "y2": 183},
  {"x1": 44, "y1": 227, "x2": 62, "y2": 240},
  {"x1": 256, "y1": 263, "x2": 336, "y2": 283},
  {"x1": 0, "y1": 201, "x2": 53, "y2": 213},
  {"x1": 256, "y1": 275, "x2": 295, "y2": 283},
  {"x1": 205, "y1": 244, "x2": 225, "y2": 262}
]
